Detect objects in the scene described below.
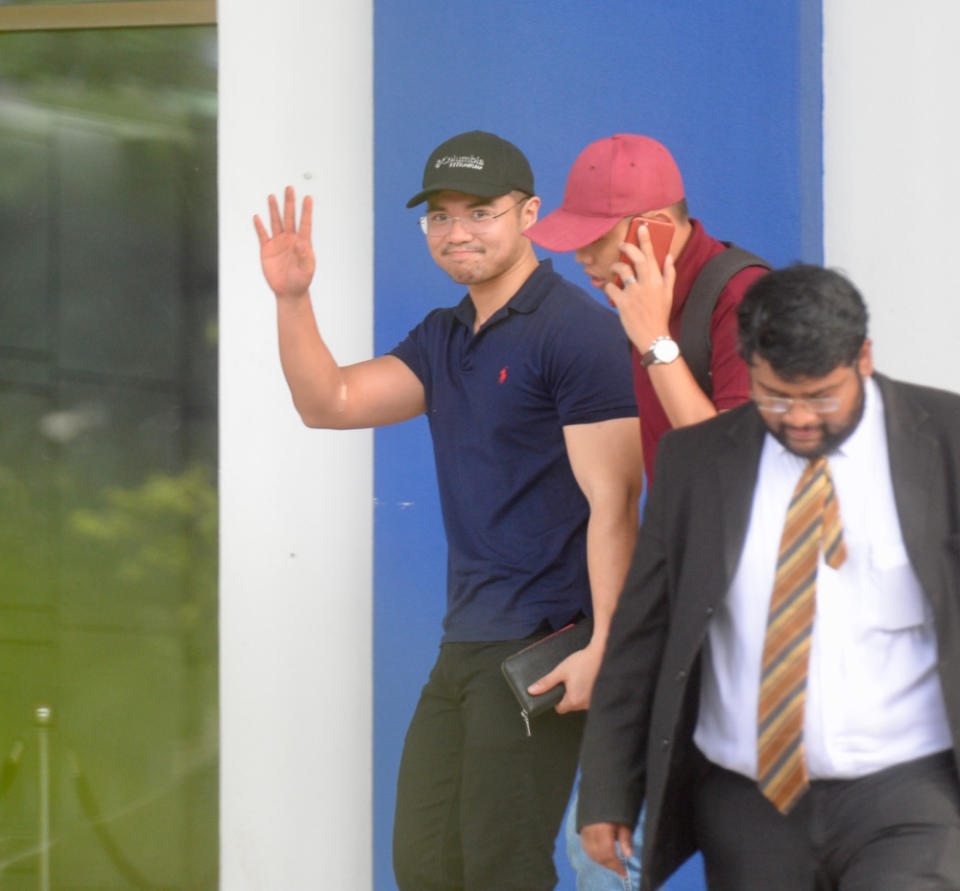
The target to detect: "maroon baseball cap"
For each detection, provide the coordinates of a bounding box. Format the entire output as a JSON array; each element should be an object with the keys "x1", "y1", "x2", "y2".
[{"x1": 526, "y1": 134, "x2": 684, "y2": 252}]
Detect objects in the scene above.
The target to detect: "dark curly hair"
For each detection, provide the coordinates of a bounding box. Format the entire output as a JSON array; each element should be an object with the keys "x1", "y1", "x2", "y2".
[{"x1": 737, "y1": 264, "x2": 868, "y2": 380}]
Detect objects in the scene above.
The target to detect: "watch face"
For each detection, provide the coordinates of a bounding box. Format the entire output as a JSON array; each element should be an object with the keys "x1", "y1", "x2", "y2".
[{"x1": 653, "y1": 338, "x2": 680, "y2": 363}]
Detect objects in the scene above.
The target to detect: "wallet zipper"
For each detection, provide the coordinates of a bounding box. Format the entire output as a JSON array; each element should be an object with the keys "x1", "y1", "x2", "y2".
[{"x1": 521, "y1": 710, "x2": 531, "y2": 737}]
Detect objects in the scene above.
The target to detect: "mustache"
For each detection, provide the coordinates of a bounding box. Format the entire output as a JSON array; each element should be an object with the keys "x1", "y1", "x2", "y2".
[{"x1": 441, "y1": 246, "x2": 485, "y2": 255}]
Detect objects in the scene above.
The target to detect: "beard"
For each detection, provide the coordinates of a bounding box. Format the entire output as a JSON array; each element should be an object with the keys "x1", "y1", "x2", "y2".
[{"x1": 770, "y1": 373, "x2": 866, "y2": 458}]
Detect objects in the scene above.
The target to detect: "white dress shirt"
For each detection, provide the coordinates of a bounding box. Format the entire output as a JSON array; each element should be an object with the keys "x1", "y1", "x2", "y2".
[{"x1": 694, "y1": 375, "x2": 952, "y2": 779}]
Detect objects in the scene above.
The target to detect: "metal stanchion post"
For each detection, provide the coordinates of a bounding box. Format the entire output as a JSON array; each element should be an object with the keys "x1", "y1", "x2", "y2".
[{"x1": 35, "y1": 705, "x2": 53, "y2": 891}]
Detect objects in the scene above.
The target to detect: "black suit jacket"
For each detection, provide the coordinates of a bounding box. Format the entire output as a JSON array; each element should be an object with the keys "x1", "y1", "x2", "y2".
[{"x1": 578, "y1": 373, "x2": 960, "y2": 891}]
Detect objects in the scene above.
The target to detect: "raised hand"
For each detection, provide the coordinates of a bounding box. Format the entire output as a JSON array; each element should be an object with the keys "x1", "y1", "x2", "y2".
[{"x1": 254, "y1": 186, "x2": 316, "y2": 299}]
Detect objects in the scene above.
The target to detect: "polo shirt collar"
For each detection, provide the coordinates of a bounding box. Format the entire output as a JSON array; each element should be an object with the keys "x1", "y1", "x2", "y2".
[{"x1": 451, "y1": 259, "x2": 556, "y2": 330}]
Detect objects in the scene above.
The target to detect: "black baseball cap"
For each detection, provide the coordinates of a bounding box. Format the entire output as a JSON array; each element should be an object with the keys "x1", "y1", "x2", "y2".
[{"x1": 405, "y1": 130, "x2": 535, "y2": 208}]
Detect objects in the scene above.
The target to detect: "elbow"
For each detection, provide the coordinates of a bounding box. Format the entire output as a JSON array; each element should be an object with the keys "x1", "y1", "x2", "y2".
[
  {"x1": 299, "y1": 412, "x2": 327, "y2": 429},
  {"x1": 291, "y1": 380, "x2": 352, "y2": 429},
  {"x1": 293, "y1": 399, "x2": 339, "y2": 430},
  {"x1": 298, "y1": 410, "x2": 351, "y2": 430}
]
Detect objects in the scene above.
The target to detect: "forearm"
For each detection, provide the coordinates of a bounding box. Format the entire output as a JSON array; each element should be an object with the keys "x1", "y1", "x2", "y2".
[
  {"x1": 529, "y1": 485, "x2": 640, "y2": 712},
  {"x1": 275, "y1": 292, "x2": 349, "y2": 427},
  {"x1": 544, "y1": 417, "x2": 643, "y2": 710},
  {"x1": 646, "y1": 356, "x2": 718, "y2": 429},
  {"x1": 584, "y1": 487, "x2": 641, "y2": 651}
]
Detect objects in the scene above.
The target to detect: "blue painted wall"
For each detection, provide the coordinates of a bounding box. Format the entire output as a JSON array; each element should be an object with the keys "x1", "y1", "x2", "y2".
[{"x1": 373, "y1": 2, "x2": 821, "y2": 887}]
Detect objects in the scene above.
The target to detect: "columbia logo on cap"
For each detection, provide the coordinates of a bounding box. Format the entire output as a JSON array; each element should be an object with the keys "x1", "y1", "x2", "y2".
[{"x1": 435, "y1": 154, "x2": 485, "y2": 171}]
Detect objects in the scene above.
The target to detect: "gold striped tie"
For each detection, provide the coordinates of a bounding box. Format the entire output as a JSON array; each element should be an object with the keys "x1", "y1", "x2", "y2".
[{"x1": 757, "y1": 456, "x2": 846, "y2": 814}]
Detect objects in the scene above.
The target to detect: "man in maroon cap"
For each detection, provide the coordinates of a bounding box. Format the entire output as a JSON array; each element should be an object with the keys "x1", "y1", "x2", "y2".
[
  {"x1": 526, "y1": 134, "x2": 767, "y2": 888},
  {"x1": 526, "y1": 133, "x2": 768, "y2": 485}
]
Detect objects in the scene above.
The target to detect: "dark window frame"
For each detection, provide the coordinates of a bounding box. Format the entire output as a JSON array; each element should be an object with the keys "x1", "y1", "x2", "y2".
[{"x1": 0, "y1": 1, "x2": 215, "y2": 33}]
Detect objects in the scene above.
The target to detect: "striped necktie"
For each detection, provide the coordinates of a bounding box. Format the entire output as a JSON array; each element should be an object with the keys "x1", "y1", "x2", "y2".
[{"x1": 757, "y1": 455, "x2": 847, "y2": 814}]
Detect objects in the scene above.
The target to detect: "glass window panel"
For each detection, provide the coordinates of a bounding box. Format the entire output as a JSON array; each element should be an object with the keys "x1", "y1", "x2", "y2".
[
  {"x1": 0, "y1": 131, "x2": 50, "y2": 353},
  {"x1": 0, "y1": 23, "x2": 217, "y2": 890}
]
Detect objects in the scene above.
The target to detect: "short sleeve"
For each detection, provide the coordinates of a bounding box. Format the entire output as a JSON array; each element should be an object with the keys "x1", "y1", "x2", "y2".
[
  {"x1": 388, "y1": 312, "x2": 438, "y2": 385},
  {"x1": 546, "y1": 301, "x2": 638, "y2": 427}
]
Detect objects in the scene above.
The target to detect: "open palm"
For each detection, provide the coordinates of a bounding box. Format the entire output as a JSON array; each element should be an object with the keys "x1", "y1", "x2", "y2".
[{"x1": 254, "y1": 186, "x2": 316, "y2": 298}]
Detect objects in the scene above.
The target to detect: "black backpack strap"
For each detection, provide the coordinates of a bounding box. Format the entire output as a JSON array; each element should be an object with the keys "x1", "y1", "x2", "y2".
[{"x1": 678, "y1": 242, "x2": 771, "y2": 398}]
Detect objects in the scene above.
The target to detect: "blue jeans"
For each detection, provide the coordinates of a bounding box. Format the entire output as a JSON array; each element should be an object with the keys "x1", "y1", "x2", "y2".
[{"x1": 565, "y1": 781, "x2": 646, "y2": 891}]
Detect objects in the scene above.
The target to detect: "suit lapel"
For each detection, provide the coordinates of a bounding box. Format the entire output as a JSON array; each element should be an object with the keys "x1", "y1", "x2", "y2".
[
  {"x1": 876, "y1": 374, "x2": 939, "y2": 586},
  {"x1": 714, "y1": 407, "x2": 767, "y2": 591}
]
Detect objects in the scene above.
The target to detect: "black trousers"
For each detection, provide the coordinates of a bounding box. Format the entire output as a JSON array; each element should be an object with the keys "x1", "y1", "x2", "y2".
[
  {"x1": 393, "y1": 636, "x2": 585, "y2": 891},
  {"x1": 693, "y1": 749, "x2": 960, "y2": 891}
]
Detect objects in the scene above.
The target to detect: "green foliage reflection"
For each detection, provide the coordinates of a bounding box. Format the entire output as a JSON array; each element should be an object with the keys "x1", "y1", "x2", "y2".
[
  {"x1": 0, "y1": 21, "x2": 218, "y2": 890},
  {"x1": 69, "y1": 465, "x2": 216, "y2": 603}
]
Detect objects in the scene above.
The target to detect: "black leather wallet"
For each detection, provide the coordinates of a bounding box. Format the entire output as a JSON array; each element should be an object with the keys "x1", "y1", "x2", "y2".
[{"x1": 500, "y1": 618, "x2": 593, "y2": 735}]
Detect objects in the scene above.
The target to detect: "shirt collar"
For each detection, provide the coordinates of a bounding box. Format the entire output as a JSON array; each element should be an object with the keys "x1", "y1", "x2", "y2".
[
  {"x1": 833, "y1": 373, "x2": 882, "y2": 462},
  {"x1": 669, "y1": 219, "x2": 708, "y2": 319},
  {"x1": 452, "y1": 258, "x2": 556, "y2": 330}
]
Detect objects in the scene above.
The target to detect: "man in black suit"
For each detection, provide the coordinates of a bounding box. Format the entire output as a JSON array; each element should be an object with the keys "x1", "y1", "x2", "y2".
[{"x1": 578, "y1": 265, "x2": 960, "y2": 890}]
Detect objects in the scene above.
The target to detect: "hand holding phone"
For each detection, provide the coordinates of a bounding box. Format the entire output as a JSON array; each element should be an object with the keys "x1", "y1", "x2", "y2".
[{"x1": 613, "y1": 216, "x2": 675, "y2": 288}]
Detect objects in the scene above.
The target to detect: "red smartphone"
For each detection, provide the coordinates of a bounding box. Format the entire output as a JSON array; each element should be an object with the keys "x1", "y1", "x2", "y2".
[{"x1": 613, "y1": 216, "x2": 675, "y2": 287}]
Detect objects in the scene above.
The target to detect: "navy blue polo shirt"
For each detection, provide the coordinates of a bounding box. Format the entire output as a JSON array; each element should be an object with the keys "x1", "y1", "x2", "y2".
[{"x1": 390, "y1": 260, "x2": 637, "y2": 642}]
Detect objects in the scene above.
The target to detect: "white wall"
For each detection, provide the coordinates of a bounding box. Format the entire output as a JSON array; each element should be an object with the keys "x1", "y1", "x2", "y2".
[
  {"x1": 824, "y1": 0, "x2": 960, "y2": 390},
  {"x1": 218, "y1": 2, "x2": 373, "y2": 888}
]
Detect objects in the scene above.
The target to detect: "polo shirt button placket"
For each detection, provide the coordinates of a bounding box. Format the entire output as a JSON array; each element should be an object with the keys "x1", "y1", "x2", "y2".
[{"x1": 460, "y1": 338, "x2": 474, "y2": 374}]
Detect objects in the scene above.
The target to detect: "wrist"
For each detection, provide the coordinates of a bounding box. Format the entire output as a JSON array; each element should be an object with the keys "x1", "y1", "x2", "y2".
[
  {"x1": 641, "y1": 335, "x2": 680, "y2": 367},
  {"x1": 275, "y1": 287, "x2": 311, "y2": 302},
  {"x1": 587, "y1": 624, "x2": 610, "y2": 654}
]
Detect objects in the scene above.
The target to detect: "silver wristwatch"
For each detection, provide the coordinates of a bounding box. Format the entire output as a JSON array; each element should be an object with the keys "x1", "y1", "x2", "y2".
[{"x1": 641, "y1": 336, "x2": 680, "y2": 368}]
